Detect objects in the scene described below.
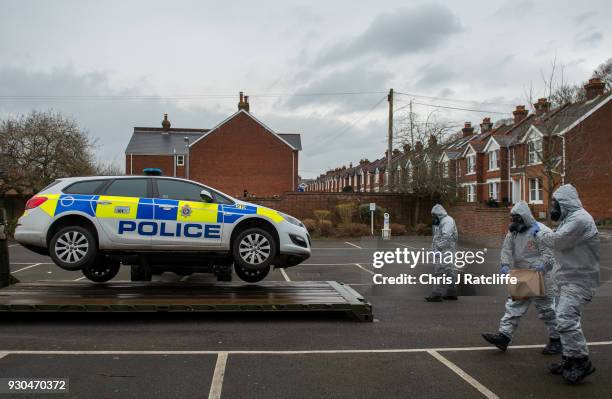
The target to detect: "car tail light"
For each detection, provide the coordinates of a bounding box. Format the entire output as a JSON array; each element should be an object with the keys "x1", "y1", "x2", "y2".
[{"x1": 25, "y1": 196, "x2": 48, "y2": 210}]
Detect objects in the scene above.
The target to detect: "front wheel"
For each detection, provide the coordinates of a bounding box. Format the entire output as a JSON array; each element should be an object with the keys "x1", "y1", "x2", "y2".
[
  {"x1": 49, "y1": 226, "x2": 97, "y2": 271},
  {"x1": 232, "y1": 228, "x2": 276, "y2": 283},
  {"x1": 82, "y1": 256, "x2": 120, "y2": 283}
]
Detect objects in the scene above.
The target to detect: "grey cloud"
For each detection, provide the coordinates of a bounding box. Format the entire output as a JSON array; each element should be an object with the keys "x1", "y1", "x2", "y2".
[
  {"x1": 572, "y1": 11, "x2": 596, "y2": 25},
  {"x1": 0, "y1": 67, "x2": 226, "y2": 166},
  {"x1": 415, "y1": 64, "x2": 455, "y2": 89},
  {"x1": 281, "y1": 64, "x2": 391, "y2": 111},
  {"x1": 316, "y1": 4, "x2": 461, "y2": 66},
  {"x1": 574, "y1": 30, "x2": 603, "y2": 47},
  {"x1": 493, "y1": 0, "x2": 534, "y2": 18}
]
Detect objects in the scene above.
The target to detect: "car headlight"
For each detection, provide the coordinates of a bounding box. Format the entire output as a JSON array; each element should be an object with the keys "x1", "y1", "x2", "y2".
[{"x1": 280, "y1": 212, "x2": 304, "y2": 228}]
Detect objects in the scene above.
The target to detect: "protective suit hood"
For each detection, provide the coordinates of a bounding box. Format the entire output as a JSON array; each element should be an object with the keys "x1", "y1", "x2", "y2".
[
  {"x1": 431, "y1": 204, "x2": 448, "y2": 218},
  {"x1": 553, "y1": 184, "x2": 582, "y2": 219},
  {"x1": 510, "y1": 201, "x2": 536, "y2": 226}
]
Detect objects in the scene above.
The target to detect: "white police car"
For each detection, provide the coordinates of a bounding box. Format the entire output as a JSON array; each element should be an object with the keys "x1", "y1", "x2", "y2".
[{"x1": 14, "y1": 176, "x2": 311, "y2": 283}]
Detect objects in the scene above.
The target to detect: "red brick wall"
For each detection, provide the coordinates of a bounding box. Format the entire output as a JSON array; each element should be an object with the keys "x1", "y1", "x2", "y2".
[
  {"x1": 125, "y1": 154, "x2": 186, "y2": 178},
  {"x1": 448, "y1": 202, "x2": 510, "y2": 247},
  {"x1": 189, "y1": 112, "x2": 297, "y2": 197},
  {"x1": 248, "y1": 192, "x2": 434, "y2": 225}
]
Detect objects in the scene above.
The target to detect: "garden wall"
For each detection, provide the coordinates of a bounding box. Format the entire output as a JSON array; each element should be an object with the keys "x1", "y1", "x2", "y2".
[{"x1": 447, "y1": 202, "x2": 510, "y2": 248}]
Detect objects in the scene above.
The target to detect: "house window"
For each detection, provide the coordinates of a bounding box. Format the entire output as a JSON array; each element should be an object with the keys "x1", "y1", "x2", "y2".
[
  {"x1": 529, "y1": 178, "x2": 543, "y2": 202},
  {"x1": 176, "y1": 155, "x2": 185, "y2": 166},
  {"x1": 466, "y1": 184, "x2": 476, "y2": 202},
  {"x1": 511, "y1": 148, "x2": 516, "y2": 167},
  {"x1": 488, "y1": 182, "x2": 499, "y2": 200},
  {"x1": 466, "y1": 155, "x2": 476, "y2": 174},
  {"x1": 442, "y1": 162, "x2": 449, "y2": 178},
  {"x1": 488, "y1": 150, "x2": 499, "y2": 170},
  {"x1": 528, "y1": 140, "x2": 542, "y2": 164}
]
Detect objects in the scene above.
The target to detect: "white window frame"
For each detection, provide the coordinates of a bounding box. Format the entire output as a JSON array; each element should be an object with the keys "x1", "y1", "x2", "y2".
[
  {"x1": 529, "y1": 178, "x2": 543, "y2": 204},
  {"x1": 176, "y1": 155, "x2": 185, "y2": 166},
  {"x1": 466, "y1": 184, "x2": 476, "y2": 202},
  {"x1": 466, "y1": 155, "x2": 476, "y2": 175},
  {"x1": 511, "y1": 147, "x2": 516, "y2": 167},
  {"x1": 442, "y1": 161, "x2": 449, "y2": 178},
  {"x1": 488, "y1": 150, "x2": 499, "y2": 171},
  {"x1": 488, "y1": 182, "x2": 499, "y2": 200},
  {"x1": 528, "y1": 139, "x2": 542, "y2": 165}
]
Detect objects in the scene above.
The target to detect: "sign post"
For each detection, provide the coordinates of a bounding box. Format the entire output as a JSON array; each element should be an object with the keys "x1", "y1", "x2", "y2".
[{"x1": 369, "y1": 203, "x2": 376, "y2": 235}]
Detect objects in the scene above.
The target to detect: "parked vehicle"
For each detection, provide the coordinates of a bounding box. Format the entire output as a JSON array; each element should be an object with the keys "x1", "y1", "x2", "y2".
[{"x1": 15, "y1": 176, "x2": 311, "y2": 283}]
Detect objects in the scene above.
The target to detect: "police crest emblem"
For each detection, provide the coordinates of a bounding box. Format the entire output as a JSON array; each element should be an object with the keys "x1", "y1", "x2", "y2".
[{"x1": 181, "y1": 204, "x2": 192, "y2": 217}]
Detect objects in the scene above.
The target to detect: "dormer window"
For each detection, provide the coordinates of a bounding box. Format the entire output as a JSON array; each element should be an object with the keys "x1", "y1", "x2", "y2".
[
  {"x1": 528, "y1": 139, "x2": 542, "y2": 164},
  {"x1": 466, "y1": 155, "x2": 476, "y2": 174},
  {"x1": 488, "y1": 150, "x2": 499, "y2": 171}
]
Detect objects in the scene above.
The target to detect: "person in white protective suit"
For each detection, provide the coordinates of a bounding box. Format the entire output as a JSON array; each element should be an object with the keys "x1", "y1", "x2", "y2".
[
  {"x1": 533, "y1": 184, "x2": 600, "y2": 384},
  {"x1": 481, "y1": 201, "x2": 561, "y2": 354},
  {"x1": 425, "y1": 204, "x2": 459, "y2": 302}
]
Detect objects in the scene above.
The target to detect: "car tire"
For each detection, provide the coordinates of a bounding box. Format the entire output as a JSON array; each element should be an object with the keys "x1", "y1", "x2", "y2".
[
  {"x1": 49, "y1": 225, "x2": 97, "y2": 271},
  {"x1": 82, "y1": 256, "x2": 120, "y2": 283},
  {"x1": 234, "y1": 262, "x2": 270, "y2": 283},
  {"x1": 232, "y1": 227, "x2": 276, "y2": 283}
]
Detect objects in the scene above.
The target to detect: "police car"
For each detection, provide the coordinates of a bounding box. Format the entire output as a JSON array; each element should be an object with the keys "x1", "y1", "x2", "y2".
[{"x1": 14, "y1": 175, "x2": 311, "y2": 283}]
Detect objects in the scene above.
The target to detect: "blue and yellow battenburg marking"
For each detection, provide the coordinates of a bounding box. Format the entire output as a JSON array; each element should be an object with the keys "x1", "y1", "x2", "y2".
[{"x1": 38, "y1": 194, "x2": 283, "y2": 224}]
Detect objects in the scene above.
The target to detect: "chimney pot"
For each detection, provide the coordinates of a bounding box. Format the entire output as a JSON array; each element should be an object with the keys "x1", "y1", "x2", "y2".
[
  {"x1": 462, "y1": 121, "x2": 475, "y2": 137},
  {"x1": 512, "y1": 105, "x2": 529, "y2": 124},
  {"x1": 161, "y1": 113, "x2": 171, "y2": 130},
  {"x1": 403, "y1": 143, "x2": 411, "y2": 153},
  {"x1": 238, "y1": 92, "x2": 250, "y2": 112},
  {"x1": 534, "y1": 97, "x2": 551, "y2": 116},
  {"x1": 584, "y1": 78, "x2": 605, "y2": 100},
  {"x1": 480, "y1": 117, "x2": 493, "y2": 132}
]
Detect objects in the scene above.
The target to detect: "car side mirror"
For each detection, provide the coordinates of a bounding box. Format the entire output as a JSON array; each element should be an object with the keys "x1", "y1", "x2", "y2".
[{"x1": 200, "y1": 189, "x2": 213, "y2": 203}]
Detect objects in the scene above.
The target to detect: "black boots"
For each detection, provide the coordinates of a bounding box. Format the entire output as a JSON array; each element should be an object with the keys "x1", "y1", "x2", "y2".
[
  {"x1": 552, "y1": 356, "x2": 596, "y2": 384},
  {"x1": 481, "y1": 332, "x2": 511, "y2": 351},
  {"x1": 549, "y1": 356, "x2": 570, "y2": 375},
  {"x1": 541, "y1": 338, "x2": 562, "y2": 355}
]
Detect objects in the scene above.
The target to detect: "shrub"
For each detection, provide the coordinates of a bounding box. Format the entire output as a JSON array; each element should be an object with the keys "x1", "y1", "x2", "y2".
[
  {"x1": 414, "y1": 223, "x2": 432, "y2": 236},
  {"x1": 341, "y1": 185, "x2": 353, "y2": 192},
  {"x1": 358, "y1": 204, "x2": 387, "y2": 226},
  {"x1": 390, "y1": 223, "x2": 407, "y2": 236},
  {"x1": 313, "y1": 210, "x2": 331, "y2": 224},
  {"x1": 336, "y1": 203, "x2": 357, "y2": 224},
  {"x1": 302, "y1": 218, "x2": 316, "y2": 234},
  {"x1": 318, "y1": 220, "x2": 334, "y2": 237},
  {"x1": 336, "y1": 222, "x2": 370, "y2": 237}
]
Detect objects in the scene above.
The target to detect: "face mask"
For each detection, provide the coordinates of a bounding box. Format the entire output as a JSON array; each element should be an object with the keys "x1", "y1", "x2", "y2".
[
  {"x1": 432, "y1": 215, "x2": 440, "y2": 226},
  {"x1": 550, "y1": 199, "x2": 562, "y2": 222},
  {"x1": 508, "y1": 214, "x2": 528, "y2": 233}
]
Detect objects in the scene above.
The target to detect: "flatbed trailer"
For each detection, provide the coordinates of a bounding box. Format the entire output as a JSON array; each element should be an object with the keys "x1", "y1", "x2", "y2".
[{"x1": 0, "y1": 281, "x2": 373, "y2": 321}]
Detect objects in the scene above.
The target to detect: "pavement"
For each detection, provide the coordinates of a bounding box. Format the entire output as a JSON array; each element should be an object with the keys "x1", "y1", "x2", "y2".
[{"x1": 1, "y1": 237, "x2": 612, "y2": 398}]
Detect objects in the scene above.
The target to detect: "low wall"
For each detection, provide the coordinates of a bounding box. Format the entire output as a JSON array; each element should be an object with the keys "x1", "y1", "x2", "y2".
[
  {"x1": 447, "y1": 202, "x2": 510, "y2": 248},
  {"x1": 250, "y1": 192, "x2": 433, "y2": 226}
]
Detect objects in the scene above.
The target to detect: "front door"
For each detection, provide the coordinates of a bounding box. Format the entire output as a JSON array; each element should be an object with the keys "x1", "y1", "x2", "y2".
[{"x1": 151, "y1": 178, "x2": 223, "y2": 249}]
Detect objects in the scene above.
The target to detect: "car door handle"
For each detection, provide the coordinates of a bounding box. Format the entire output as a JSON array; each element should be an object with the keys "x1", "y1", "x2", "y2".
[
  {"x1": 160, "y1": 206, "x2": 177, "y2": 210},
  {"x1": 97, "y1": 200, "x2": 113, "y2": 205}
]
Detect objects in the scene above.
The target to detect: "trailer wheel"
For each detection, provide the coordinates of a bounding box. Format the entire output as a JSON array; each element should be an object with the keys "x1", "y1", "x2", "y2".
[
  {"x1": 234, "y1": 263, "x2": 270, "y2": 283},
  {"x1": 131, "y1": 264, "x2": 152, "y2": 282},
  {"x1": 49, "y1": 226, "x2": 97, "y2": 271},
  {"x1": 82, "y1": 256, "x2": 120, "y2": 283}
]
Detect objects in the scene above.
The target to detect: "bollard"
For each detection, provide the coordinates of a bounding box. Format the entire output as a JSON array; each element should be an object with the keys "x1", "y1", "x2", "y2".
[
  {"x1": 0, "y1": 208, "x2": 10, "y2": 288},
  {"x1": 381, "y1": 212, "x2": 391, "y2": 240}
]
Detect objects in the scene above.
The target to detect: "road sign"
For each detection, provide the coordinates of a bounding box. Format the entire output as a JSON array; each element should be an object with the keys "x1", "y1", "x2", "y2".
[{"x1": 369, "y1": 203, "x2": 376, "y2": 211}]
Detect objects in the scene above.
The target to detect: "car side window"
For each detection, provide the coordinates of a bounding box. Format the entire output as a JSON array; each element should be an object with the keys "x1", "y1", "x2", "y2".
[
  {"x1": 156, "y1": 179, "x2": 206, "y2": 202},
  {"x1": 63, "y1": 180, "x2": 108, "y2": 195},
  {"x1": 104, "y1": 179, "x2": 149, "y2": 198}
]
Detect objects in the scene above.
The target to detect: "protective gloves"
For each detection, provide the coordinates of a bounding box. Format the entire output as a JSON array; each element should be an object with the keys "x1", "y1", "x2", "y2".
[
  {"x1": 534, "y1": 264, "x2": 545, "y2": 273},
  {"x1": 500, "y1": 264, "x2": 510, "y2": 274},
  {"x1": 531, "y1": 224, "x2": 540, "y2": 237}
]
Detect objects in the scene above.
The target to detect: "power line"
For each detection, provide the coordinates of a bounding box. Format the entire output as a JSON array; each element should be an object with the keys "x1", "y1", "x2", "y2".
[
  {"x1": 410, "y1": 101, "x2": 511, "y2": 115},
  {"x1": 395, "y1": 90, "x2": 516, "y2": 107}
]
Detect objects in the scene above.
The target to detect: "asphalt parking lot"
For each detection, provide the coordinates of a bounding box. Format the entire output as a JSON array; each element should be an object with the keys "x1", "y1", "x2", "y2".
[{"x1": 1, "y1": 237, "x2": 612, "y2": 398}]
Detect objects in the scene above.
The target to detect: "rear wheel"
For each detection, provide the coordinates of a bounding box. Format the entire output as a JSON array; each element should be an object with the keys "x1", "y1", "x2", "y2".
[
  {"x1": 81, "y1": 256, "x2": 120, "y2": 283},
  {"x1": 49, "y1": 226, "x2": 97, "y2": 271},
  {"x1": 232, "y1": 228, "x2": 276, "y2": 283}
]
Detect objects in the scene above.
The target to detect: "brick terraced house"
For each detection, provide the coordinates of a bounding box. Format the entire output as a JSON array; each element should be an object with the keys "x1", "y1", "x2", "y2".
[
  {"x1": 307, "y1": 78, "x2": 612, "y2": 220},
  {"x1": 125, "y1": 93, "x2": 302, "y2": 197}
]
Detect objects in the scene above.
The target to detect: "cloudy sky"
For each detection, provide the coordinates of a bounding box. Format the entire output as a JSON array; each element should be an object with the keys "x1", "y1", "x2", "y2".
[{"x1": 1, "y1": 0, "x2": 610, "y2": 178}]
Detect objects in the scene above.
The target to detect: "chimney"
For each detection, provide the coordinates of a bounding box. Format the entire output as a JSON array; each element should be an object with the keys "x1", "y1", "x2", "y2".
[
  {"x1": 534, "y1": 98, "x2": 551, "y2": 116},
  {"x1": 480, "y1": 117, "x2": 493, "y2": 132},
  {"x1": 238, "y1": 91, "x2": 250, "y2": 112},
  {"x1": 415, "y1": 141, "x2": 423, "y2": 152},
  {"x1": 161, "y1": 113, "x2": 171, "y2": 131},
  {"x1": 462, "y1": 122, "x2": 474, "y2": 138},
  {"x1": 392, "y1": 148, "x2": 401, "y2": 156},
  {"x1": 402, "y1": 143, "x2": 411, "y2": 153},
  {"x1": 385, "y1": 150, "x2": 390, "y2": 159},
  {"x1": 512, "y1": 105, "x2": 528, "y2": 124},
  {"x1": 428, "y1": 134, "x2": 437, "y2": 147},
  {"x1": 584, "y1": 78, "x2": 605, "y2": 100}
]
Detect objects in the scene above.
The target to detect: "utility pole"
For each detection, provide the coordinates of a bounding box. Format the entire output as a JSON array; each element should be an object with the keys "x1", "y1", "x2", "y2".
[
  {"x1": 386, "y1": 88, "x2": 393, "y2": 191},
  {"x1": 409, "y1": 99, "x2": 414, "y2": 147}
]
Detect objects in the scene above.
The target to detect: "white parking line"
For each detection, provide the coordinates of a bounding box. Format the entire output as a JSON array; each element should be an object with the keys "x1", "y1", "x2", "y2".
[
  {"x1": 74, "y1": 276, "x2": 86, "y2": 282},
  {"x1": 397, "y1": 243, "x2": 419, "y2": 250},
  {"x1": 2, "y1": 341, "x2": 611, "y2": 355},
  {"x1": 279, "y1": 268, "x2": 291, "y2": 282},
  {"x1": 12, "y1": 263, "x2": 43, "y2": 274},
  {"x1": 0, "y1": 352, "x2": 7, "y2": 360},
  {"x1": 208, "y1": 352, "x2": 228, "y2": 399},
  {"x1": 354, "y1": 263, "x2": 374, "y2": 275},
  {"x1": 344, "y1": 241, "x2": 362, "y2": 249},
  {"x1": 302, "y1": 263, "x2": 373, "y2": 266},
  {"x1": 8, "y1": 244, "x2": 20, "y2": 248},
  {"x1": 427, "y1": 350, "x2": 499, "y2": 399}
]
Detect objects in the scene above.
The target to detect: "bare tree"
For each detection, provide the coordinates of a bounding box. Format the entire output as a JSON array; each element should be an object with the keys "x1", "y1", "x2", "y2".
[
  {"x1": 592, "y1": 58, "x2": 612, "y2": 91},
  {"x1": 0, "y1": 110, "x2": 98, "y2": 195}
]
